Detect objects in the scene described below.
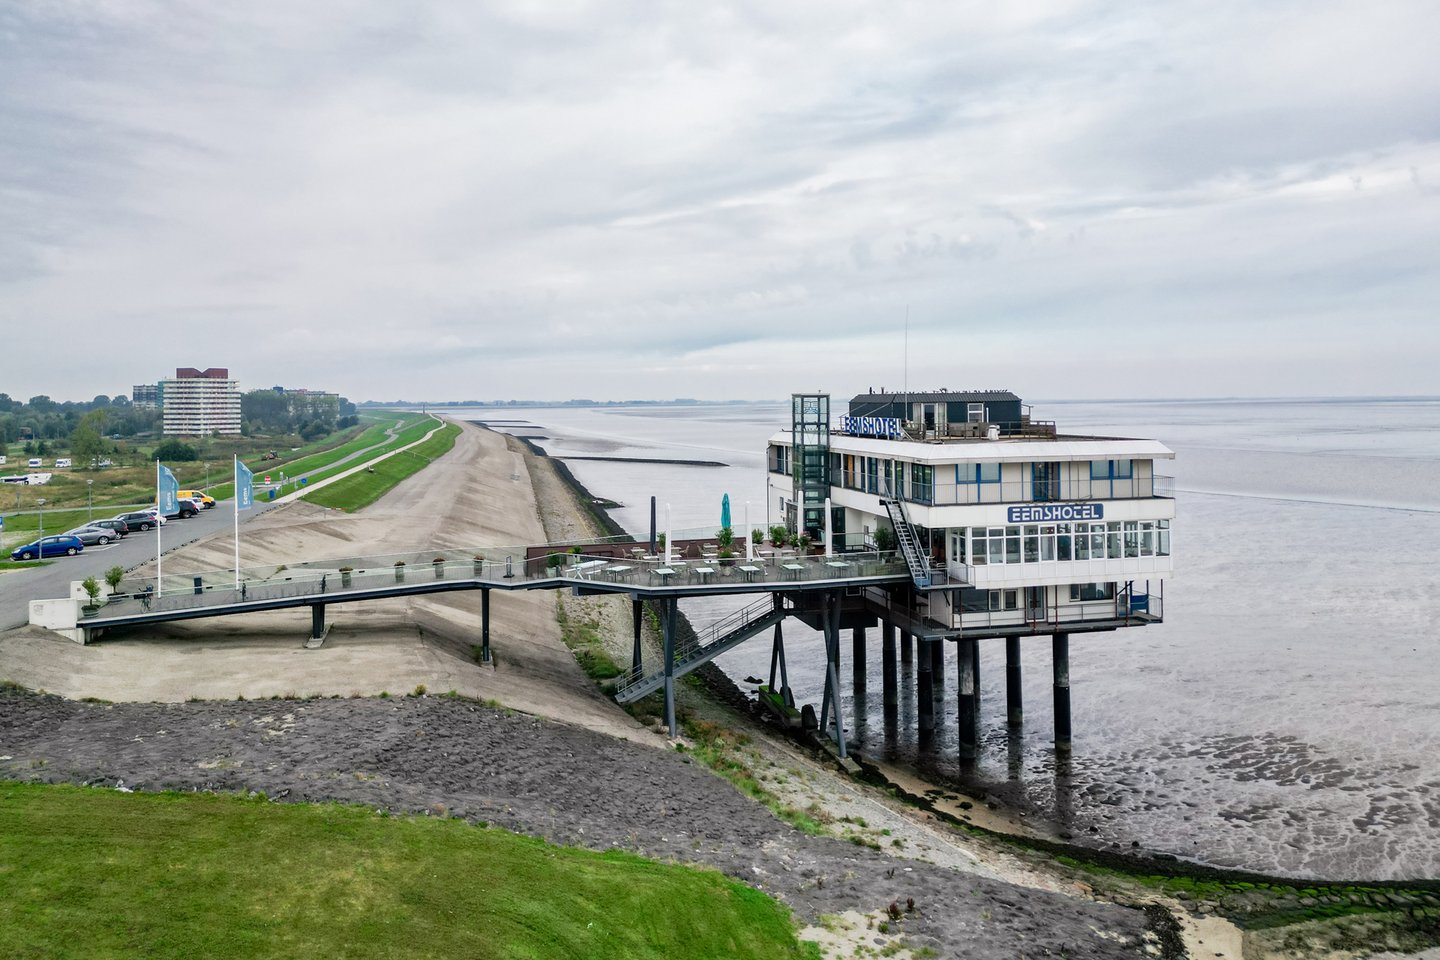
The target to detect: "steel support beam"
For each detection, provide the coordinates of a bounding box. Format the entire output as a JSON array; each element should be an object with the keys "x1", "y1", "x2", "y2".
[
  {"x1": 958, "y1": 636, "x2": 977, "y2": 760},
  {"x1": 1006, "y1": 636, "x2": 1022, "y2": 726},
  {"x1": 900, "y1": 628, "x2": 913, "y2": 664},
  {"x1": 881, "y1": 621, "x2": 897, "y2": 710},
  {"x1": 310, "y1": 604, "x2": 324, "y2": 640},
  {"x1": 631, "y1": 595, "x2": 643, "y2": 671},
  {"x1": 917, "y1": 639, "x2": 934, "y2": 739},
  {"x1": 480, "y1": 588, "x2": 492, "y2": 663},
  {"x1": 663, "y1": 599, "x2": 678, "y2": 738},
  {"x1": 930, "y1": 637, "x2": 945, "y2": 693},
  {"x1": 851, "y1": 626, "x2": 866, "y2": 694},
  {"x1": 1053, "y1": 632, "x2": 1071, "y2": 750}
]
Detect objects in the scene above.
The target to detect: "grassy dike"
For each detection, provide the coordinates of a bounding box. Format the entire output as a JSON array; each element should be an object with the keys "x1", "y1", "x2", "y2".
[
  {"x1": 0, "y1": 782, "x2": 817, "y2": 960},
  {"x1": 301, "y1": 421, "x2": 462, "y2": 511},
  {"x1": 520, "y1": 433, "x2": 1440, "y2": 958}
]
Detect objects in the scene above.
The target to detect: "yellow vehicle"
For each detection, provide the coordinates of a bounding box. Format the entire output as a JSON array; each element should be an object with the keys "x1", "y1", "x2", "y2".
[{"x1": 177, "y1": 489, "x2": 216, "y2": 509}]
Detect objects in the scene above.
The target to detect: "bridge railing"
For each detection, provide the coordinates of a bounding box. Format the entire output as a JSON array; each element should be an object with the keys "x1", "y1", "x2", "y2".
[{"x1": 88, "y1": 538, "x2": 913, "y2": 621}]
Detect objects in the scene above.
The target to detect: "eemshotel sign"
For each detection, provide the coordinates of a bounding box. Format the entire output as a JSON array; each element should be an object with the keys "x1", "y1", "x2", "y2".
[{"x1": 1007, "y1": 503, "x2": 1104, "y2": 522}]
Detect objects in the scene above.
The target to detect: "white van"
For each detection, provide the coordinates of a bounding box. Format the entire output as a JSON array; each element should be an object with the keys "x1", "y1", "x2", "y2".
[
  {"x1": 0, "y1": 455, "x2": 6, "y2": 465},
  {"x1": 54, "y1": 458, "x2": 72, "y2": 468},
  {"x1": 27, "y1": 458, "x2": 43, "y2": 468}
]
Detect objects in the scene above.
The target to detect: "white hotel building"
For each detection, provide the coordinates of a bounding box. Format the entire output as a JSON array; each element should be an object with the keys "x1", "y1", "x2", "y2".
[{"x1": 765, "y1": 391, "x2": 1175, "y2": 751}]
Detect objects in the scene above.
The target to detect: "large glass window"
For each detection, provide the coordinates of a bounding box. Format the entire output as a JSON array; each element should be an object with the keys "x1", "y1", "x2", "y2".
[
  {"x1": 1005, "y1": 526, "x2": 1021, "y2": 564},
  {"x1": 1023, "y1": 525, "x2": 1039, "y2": 562},
  {"x1": 1069, "y1": 582, "x2": 1116, "y2": 601},
  {"x1": 1157, "y1": 519, "x2": 1171, "y2": 556}
]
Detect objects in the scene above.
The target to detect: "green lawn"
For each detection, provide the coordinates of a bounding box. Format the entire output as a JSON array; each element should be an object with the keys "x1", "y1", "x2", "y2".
[
  {"x1": 303, "y1": 422, "x2": 461, "y2": 512},
  {"x1": 0, "y1": 783, "x2": 816, "y2": 960}
]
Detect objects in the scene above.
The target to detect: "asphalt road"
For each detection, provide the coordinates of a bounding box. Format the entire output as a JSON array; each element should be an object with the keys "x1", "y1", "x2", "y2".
[{"x1": 0, "y1": 500, "x2": 277, "y2": 631}]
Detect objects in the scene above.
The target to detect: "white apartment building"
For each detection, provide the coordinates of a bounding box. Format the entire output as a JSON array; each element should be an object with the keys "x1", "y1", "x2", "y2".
[{"x1": 161, "y1": 367, "x2": 242, "y2": 436}]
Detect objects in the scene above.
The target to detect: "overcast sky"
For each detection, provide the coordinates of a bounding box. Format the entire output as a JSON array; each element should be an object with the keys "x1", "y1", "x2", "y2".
[{"x1": 3, "y1": 1, "x2": 1437, "y2": 402}]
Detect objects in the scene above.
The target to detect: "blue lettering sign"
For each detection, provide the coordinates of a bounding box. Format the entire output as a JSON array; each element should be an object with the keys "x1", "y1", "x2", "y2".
[
  {"x1": 841, "y1": 416, "x2": 902, "y2": 439},
  {"x1": 1006, "y1": 503, "x2": 1104, "y2": 523}
]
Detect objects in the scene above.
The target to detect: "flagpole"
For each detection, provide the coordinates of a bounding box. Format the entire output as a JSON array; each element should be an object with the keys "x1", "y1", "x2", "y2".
[
  {"x1": 234, "y1": 455, "x2": 240, "y2": 589},
  {"x1": 155, "y1": 459, "x2": 163, "y2": 599}
]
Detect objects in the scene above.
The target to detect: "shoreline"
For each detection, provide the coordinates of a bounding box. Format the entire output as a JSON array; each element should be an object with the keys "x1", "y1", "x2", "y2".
[{"x1": 522, "y1": 424, "x2": 1440, "y2": 895}]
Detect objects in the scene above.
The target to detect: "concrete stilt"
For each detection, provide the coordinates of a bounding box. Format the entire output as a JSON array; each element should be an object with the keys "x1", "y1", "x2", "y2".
[
  {"x1": 662, "y1": 599, "x2": 678, "y2": 738},
  {"x1": 900, "y1": 629, "x2": 913, "y2": 664},
  {"x1": 851, "y1": 626, "x2": 866, "y2": 693},
  {"x1": 481, "y1": 589, "x2": 492, "y2": 663},
  {"x1": 310, "y1": 604, "x2": 324, "y2": 639},
  {"x1": 631, "y1": 595, "x2": 643, "y2": 671},
  {"x1": 930, "y1": 637, "x2": 945, "y2": 692},
  {"x1": 972, "y1": 637, "x2": 981, "y2": 718},
  {"x1": 1053, "y1": 632, "x2": 1071, "y2": 750},
  {"x1": 957, "y1": 636, "x2": 977, "y2": 760},
  {"x1": 881, "y1": 622, "x2": 898, "y2": 710},
  {"x1": 917, "y1": 640, "x2": 934, "y2": 739},
  {"x1": 1006, "y1": 636, "x2": 1022, "y2": 726}
]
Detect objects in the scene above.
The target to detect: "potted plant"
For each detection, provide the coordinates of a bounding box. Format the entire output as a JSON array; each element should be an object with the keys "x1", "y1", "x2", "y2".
[
  {"x1": 394, "y1": 560, "x2": 406, "y2": 582},
  {"x1": 750, "y1": 528, "x2": 764, "y2": 549},
  {"x1": 874, "y1": 527, "x2": 896, "y2": 553},
  {"x1": 339, "y1": 566, "x2": 353, "y2": 588},
  {"x1": 656, "y1": 533, "x2": 667, "y2": 555},
  {"x1": 433, "y1": 557, "x2": 446, "y2": 579},
  {"x1": 104, "y1": 565, "x2": 125, "y2": 599},
  {"x1": 796, "y1": 533, "x2": 812, "y2": 554},
  {"x1": 769, "y1": 524, "x2": 788, "y2": 547},
  {"x1": 716, "y1": 525, "x2": 735, "y2": 553},
  {"x1": 80, "y1": 576, "x2": 101, "y2": 616}
]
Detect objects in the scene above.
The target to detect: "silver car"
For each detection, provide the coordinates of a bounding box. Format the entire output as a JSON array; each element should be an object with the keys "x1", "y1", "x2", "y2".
[{"x1": 66, "y1": 525, "x2": 119, "y2": 546}]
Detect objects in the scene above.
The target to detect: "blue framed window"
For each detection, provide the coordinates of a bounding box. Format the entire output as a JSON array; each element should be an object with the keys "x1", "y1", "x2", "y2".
[
  {"x1": 956, "y1": 462, "x2": 1001, "y2": 484},
  {"x1": 1091, "y1": 459, "x2": 1132, "y2": 480}
]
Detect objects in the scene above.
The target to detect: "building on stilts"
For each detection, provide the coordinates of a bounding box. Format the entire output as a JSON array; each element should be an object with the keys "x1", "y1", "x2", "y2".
[{"x1": 765, "y1": 390, "x2": 1174, "y2": 756}]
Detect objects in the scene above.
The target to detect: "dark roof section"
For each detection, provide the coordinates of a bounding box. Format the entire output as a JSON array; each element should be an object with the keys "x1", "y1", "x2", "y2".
[{"x1": 849, "y1": 389, "x2": 1020, "y2": 403}]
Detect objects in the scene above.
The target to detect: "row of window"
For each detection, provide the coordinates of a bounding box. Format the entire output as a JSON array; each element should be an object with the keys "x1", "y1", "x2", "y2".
[
  {"x1": 957, "y1": 520, "x2": 1171, "y2": 566},
  {"x1": 959, "y1": 582, "x2": 1118, "y2": 612}
]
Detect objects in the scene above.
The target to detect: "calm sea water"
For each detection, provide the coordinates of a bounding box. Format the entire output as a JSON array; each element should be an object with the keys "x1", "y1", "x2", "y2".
[{"x1": 461, "y1": 398, "x2": 1440, "y2": 880}]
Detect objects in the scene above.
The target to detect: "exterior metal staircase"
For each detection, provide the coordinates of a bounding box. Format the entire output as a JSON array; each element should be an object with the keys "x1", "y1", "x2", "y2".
[
  {"x1": 613, "y1": 597, "x2": 786, "y2": 704},
  {"x1": 881, "y1": 498, "x2": 932, "y2": 588}
]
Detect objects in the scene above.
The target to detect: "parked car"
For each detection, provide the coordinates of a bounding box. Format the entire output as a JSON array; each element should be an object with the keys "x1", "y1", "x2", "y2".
[
  {"x1": 89, "y1": 518, "x2": 130, "y2": 538},
  {"x1": 115, "y1": 511, "x2": 164, "y2": 531},
  {"x1": 177, "y1": 489, "x2": 216, "y2": 508},
  {"x1": 158, "y1": 499, "x2": 200, "y2": 520},
  {"x1": 10, "y1": 535, "x2": 84, "y2": 561},
  {"x1": 66, "y1": 526, "x2": 118, "y2": 546}
]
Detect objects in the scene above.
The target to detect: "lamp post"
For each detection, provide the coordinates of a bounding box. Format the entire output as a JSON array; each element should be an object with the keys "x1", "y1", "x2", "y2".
[
  {"x1": 204, "y1": 461, "x2": 210, "y2": 491},
  {"x1": 36, "y1": 498, "x2": 45, "y2": 539},
  {"x1": 87, "y1": 480, "x2": 93, "y2": 523}
]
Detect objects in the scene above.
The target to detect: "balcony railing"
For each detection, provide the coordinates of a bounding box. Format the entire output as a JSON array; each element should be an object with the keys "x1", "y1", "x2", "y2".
[{"x1": 834, "y1": 473, "x2": 1171, "y2": 506}]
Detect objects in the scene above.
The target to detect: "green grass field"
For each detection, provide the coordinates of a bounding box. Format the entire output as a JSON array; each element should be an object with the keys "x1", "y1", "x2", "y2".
[
  {"x1": 0, "y1": 783, "x2": 815, "y2": 960},
  {"x1": 303, "y1": 422, "x2": 461, "y2": 512}
]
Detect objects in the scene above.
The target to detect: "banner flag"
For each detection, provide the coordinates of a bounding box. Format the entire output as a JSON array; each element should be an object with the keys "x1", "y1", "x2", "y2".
[
  {"x1": 158, "y1": 463, "x2": 179, "y2": 514},
  {"x1": 236, "y1": 458, "x2": 254, "y2": 511}
]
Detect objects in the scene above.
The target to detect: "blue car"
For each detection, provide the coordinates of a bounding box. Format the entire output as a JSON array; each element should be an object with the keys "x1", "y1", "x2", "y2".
[{"x1": 10, "y1": 535, "x2": 85, "y2": 561}]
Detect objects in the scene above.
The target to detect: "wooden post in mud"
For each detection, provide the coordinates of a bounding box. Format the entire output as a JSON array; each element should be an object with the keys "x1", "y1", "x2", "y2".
[
  {"x1": 663, "y1": 599, "x2": 678, "y2": 738},
  {"x1": 851, "y1": 627, "x2": 866, "y2": 694},
  {"x1": 917, "y1": 639, "x2": 934, "y2": 739},
  {"x1": 900, "y1": 629, "x2": 913, "y2": 664},
  {"x1": 1052, "y1": 632, "x2": 1071, "y2": 750},
  {"x1": 957, "y1": 636, "x2": 977, "y2": 760},
  {"x1": 881, "y1": 622, "x2": 898, "y2": 710},
  {"x1": 1006, "y1": 636, "x2": 1022, "y2": 726},
  {"x1": 481, "y1": 588, "x2": 491, "y2": 663},
  {"x1": 631, "y1": 595, "x2": 643, "y2": 671}
]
